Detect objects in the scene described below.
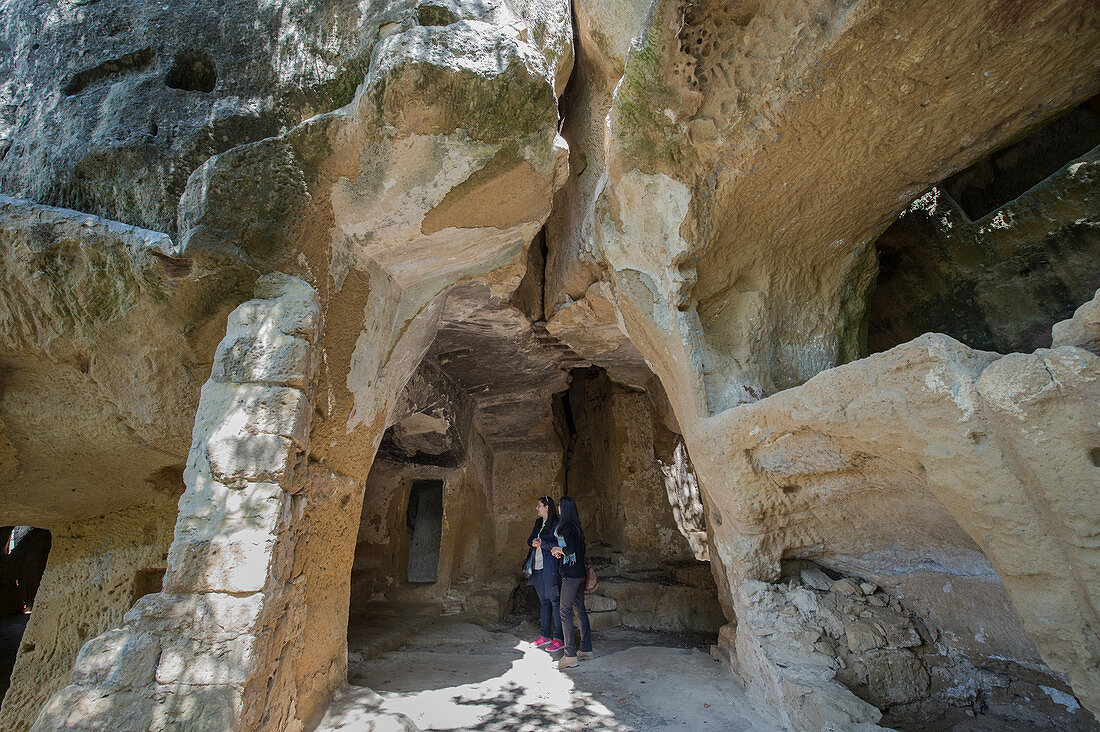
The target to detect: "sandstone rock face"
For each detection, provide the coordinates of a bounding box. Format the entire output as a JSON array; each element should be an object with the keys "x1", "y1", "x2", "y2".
[
  {"x1": 1, "y1": 0, "x2": 379, "y2": 232},
  {"x1": 695, "y1": 333, "x2": 1100, "y2": 722},
  {"x1": 727, "y1": 567, "x2": 1098, "y2": 731},
  {"x1": 0, "y1": 0, "x2": 571, "y2": 236},
  {"x1": 1054, "y1": 288, "x2": 1100, "y2": 356},
  {"x1": 564, "y1": 369, "x2": 697, "y2": 568},
  {"x1": 577, "y1": 0, "x2": 1094, "y2": 404},
  {"x1": 0, "y1": 196, "x2": 214, "y2": 527},
  {"x1": 0, "y1": 506, "x2": 175, "y2": 732},
  {"x1": 1, "y1": 0, "x2": 1098, "y2": 728},
  {"x1": 31, "y1": 275, "x2": 325, "y2": 730},
  {"x1": 3, "y1": 0, "x2": 574, "y2": 722},
  {"x1": 554, "y1": 0, "x2": 1100, "y2": 722}
]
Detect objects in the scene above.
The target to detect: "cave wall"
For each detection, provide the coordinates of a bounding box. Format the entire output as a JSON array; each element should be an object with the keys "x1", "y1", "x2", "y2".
[
  {"x1": 351, "y1": 429, "x2": 502, "y2": 616},
  {"x1": 30, "y1": 276, "x2": 331, "y2": 730},
  {"x1": 489, "y1": 449, "x2": 567, "y2": 581},
  {"x1": 554, "y1": 0, "x2": 1100, "y2": 726},
  {"x1": 2, "y1": 0, "x2": 574, "y2": 723},
  {"x1": 564, "y1": 369, "x2": 697, "y2": 569},
  {"x1": 0, "y1": 504, "x2": 174, "y2": 732},
  {"x1": 693, "y1": 323, "x2": 1100, "y2": 727},
  {"x1": 350, "y1": 362, "x2": 722, "y2": 628}
]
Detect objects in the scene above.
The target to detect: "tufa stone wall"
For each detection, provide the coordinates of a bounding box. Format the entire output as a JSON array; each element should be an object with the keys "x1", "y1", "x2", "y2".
[
  {"x1": 0, "y1": 505, "x2": 175, "y2": 732},
  {"x1": 32, "y1": 274, "x2": 325, "y2": 731}
]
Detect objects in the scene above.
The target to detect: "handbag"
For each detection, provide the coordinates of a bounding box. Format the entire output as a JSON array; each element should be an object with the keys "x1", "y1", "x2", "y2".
[
  {"x1": 557, "y1": 532, "x2": 577, "y2": 566},
  {"x1": 522, "y1": 548, "x2": 534, "y2": 578},
  {"x1": 585, "y1": 566, "x2": 599, "y2": 592}
]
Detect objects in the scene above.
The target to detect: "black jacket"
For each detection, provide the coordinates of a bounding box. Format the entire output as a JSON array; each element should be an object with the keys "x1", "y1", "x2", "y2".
[
  {"x1": 526, "y1": 517, "x2": 561, "y2": 596},
  {"x1": 555, "y1": 520, "x2": 587, "y2": 579}
]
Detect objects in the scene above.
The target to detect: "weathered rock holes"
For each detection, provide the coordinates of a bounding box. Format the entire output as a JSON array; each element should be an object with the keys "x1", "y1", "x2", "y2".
[
  {"x1": 678, "y1": 1, "x2": 758, "y2": 97},
  {"x1": 781, "y1": 484, "x2": 801, "y2": 496},
  {"x1": 164, "y1": 50, "x2": 217, "y2": 93},
  {"x1": 1090, "y1": 447, "x2": 1100, "y2": 467},
  {"x1": 62, "y1": 47, "x2": 155, "y2": 96},
  {"x1": 416, "y1": 3, "x2": 459, "y2": 26}
]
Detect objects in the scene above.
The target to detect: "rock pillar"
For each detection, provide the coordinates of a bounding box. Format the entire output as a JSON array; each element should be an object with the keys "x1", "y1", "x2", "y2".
[{"x1": 32, "y1": 274, "x2": 326, "y2": 731}]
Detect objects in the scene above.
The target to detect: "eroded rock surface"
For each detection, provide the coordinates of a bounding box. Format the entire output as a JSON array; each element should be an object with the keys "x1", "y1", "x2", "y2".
[
  {"x1": 579, "y1": 0, "x2": 1100, "y2": 411},
  {"x1": 554, "y1": 0, "x2": 1100, "y2": 722},
  {"x1": 697, "y1": 332, "x2": 1100, "y2": 724},
  {"x1": 726, "y1": 566, "x2": 1096, "y2": 730},
  {"x1": 0, "y1": 507, "x2": 174, "y2": 732},
  {"x1": 0, "y1": 0, "x2": 1098, "y2": 728},
  {"x1": 869, "y1": 138, "x2": 1100, "y2": 355}
]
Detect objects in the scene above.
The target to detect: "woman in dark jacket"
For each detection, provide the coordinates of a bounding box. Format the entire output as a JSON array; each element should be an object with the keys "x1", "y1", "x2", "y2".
[
  {"x1": 551, "y1": 495, "x2": 592, "y2": 669},
  {"x1": 527, "y1": 496, "x2": 563, "y2": 651}
]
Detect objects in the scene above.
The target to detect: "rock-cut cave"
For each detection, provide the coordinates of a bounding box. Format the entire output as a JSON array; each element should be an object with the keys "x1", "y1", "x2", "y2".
[{"x1": 0, "y1": 0, "x2": 1097, "y2": 730}]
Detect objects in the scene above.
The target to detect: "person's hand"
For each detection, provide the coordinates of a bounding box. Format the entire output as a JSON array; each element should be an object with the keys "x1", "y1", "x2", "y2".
[
  {"x1": 551, "y1": 547, "x2": 564, "y2": 558},
  {"x1": 532, "y1": 538, "x2": 542, "y2": 548}
]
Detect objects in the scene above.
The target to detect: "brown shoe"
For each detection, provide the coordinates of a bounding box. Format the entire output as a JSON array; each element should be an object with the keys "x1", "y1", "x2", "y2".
[
  {"x1": 578, "y1": 651, "x2": 593, "y2": 661},
  {"x1": 558, "y1": 656, "x2": 579, "y2": 670}
]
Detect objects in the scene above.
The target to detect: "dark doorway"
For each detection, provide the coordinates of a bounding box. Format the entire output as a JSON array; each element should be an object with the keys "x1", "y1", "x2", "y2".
[
  {"x1": 1, "y1": 526, "x2": 51, "y2": 705},
  {"x1": 406, "y1": 480, "x2": 444, "y2": 583}
]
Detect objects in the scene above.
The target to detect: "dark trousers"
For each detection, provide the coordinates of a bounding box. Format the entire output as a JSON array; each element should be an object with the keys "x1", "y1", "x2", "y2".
[
  {"x1": 532, "y1": 569, "x2": 563, "y2": 640},
  {"x1": 559, "y1": 576, "x2": 592, "y2": 656}
]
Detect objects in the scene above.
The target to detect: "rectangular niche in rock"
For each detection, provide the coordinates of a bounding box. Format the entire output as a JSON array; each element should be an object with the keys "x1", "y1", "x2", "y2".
[
  {"x1": 406, "y1": 479, "x2": 444, "y2": 583},
  {"x1": 130, "y1": 567, "x2": 165, "y2": 608}
]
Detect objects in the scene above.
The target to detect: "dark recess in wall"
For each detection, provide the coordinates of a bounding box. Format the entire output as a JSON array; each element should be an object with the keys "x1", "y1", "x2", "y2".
[
  {"x1": 943, "y1": 97, "x2": 1100, "y2": 221},
  {"x1": 165, "y1": 50, "x2": 218, "y2": 93},
  {"x1": 866, "y1": 97, "x2": 1100, "y2": 355},
  {"x1": 406, "y1": 480, "x2": 444, "y2": 583},
  {"x1": 0, "y1": 527, "x2": 51, "y2": 705},
  {"x1": 130, "y1": 567, "x2": 165, "y2": 608},
  {"x1": 62, "y1": 47, "x2": 155, "y2": 96}
]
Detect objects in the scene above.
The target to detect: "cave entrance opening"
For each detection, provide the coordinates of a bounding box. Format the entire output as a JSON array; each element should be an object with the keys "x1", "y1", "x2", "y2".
[
  {"x1": 344, "y1": 361, "x2": 724, "y2": 635},
  {"x1": 329, "y1": 274, "x2": 733, "y2": 728},
  {"x1": 0, "y1": 526, "x2": 50, "y2": 706},
  {"x1": 866, "y1": 95, "x2": 1100, "y2": 357}
]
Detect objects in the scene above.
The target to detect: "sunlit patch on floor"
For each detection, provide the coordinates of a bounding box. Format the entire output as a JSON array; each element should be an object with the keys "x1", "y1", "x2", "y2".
[{"x1": 318, "y1": 621, "x2": 782, "y2": 731}]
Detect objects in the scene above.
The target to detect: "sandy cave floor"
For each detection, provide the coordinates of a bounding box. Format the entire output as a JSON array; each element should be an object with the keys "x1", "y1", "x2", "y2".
[{"x1": 317, "y1": 620, "x2": 782, "y2": 731}]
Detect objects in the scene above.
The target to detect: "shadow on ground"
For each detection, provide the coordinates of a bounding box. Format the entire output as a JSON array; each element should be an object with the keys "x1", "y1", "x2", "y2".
[{"x1": 319, "y1": 619, "x2": 781, "y2": 732}]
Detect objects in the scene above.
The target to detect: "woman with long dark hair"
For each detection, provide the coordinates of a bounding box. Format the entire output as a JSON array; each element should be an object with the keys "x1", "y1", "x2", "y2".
[
  {"x1": 551, "y1": 495, "x2": 592, "y2": 668},
  {"x1": 527, "y1": 496, "x2": 563, "y2": 651}
]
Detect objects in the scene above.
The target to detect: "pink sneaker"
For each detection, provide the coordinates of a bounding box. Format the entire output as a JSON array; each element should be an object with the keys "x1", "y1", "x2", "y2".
[
  {"x1": 545, "y1": 640, "x2": 564, "y2": 652},
  {"x1": 533, "y1": 636, "x2": 552, "y2": 648}
]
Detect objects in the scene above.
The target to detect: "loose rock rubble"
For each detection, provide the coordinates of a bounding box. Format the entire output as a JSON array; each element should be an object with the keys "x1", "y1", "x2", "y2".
[{"x1": 720, "y1": 563, "x2": 1098, "y2": 731}]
